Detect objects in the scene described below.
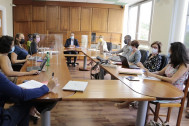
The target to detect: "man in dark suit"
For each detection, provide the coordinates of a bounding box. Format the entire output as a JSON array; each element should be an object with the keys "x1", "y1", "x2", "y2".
[{"x1": 64, "y1": 33, "x2": 79, "y2": 67}]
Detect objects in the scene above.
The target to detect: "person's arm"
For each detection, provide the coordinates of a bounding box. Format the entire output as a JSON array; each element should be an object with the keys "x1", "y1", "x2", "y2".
[
  {"x1": 133, "y1": 51, "x2": 141, "y2": 65},
  {"x1": 0, "y1": 72, "x2": 49, "y2": 101},
  {"x1": 96, "y1": 42, "x2": 100, "y2": 50},
  {"x1": 1, "y1": 56, "x2": 39, "y2": 77},
  {"x1": 111, "y1": 48, "x2": 123, "y2": 54},
  {"x1": 65, "y1": 39, "x2": 69, "y2": 48},
  {"x1": 146, "y1": 64, "x2": 188, "y2": 84},
  {"x1": 75, "y1": 39, "x2": 79, "y2": 47},
  {"x1": 11, "y1": 52, "x2": 27, "y2": 64},
  {"x1": 103, "y1": 41, "x2": 109, "y2": 52}
]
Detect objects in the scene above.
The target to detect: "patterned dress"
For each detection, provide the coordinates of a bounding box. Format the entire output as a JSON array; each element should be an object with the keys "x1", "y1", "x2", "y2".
[{"x1": 143, "y1": 54, "x2": 162, "y2": 72}]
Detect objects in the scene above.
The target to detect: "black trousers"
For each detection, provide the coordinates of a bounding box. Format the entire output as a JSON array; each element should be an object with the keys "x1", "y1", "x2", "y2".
[{"x1": 64, "y1": 51, "x2": 78, "y2": 64}]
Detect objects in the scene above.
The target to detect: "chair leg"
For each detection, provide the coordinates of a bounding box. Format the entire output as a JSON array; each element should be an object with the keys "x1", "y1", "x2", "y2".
[
  {"x1": 145, "y1": 102, "x2": 150, "y2": 124},
  {"x1": 154, "y1": 103, "x2": 160, "y2": 122},
  {"x1": 166, "y1": 107, "x2": 172, "y2": 122},
  {"x1": 176, "y1": 106, "x2": 184, "y2": 126}
]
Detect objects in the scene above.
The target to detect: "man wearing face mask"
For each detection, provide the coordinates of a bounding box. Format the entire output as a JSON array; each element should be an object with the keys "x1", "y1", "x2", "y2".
[
  {"x1": 96, "y1": 35, "x2": 108, "y2": 52},
  {"x1": 110, "y1": 35, "x2": 132, "y2": 61},
  {"x1": 64, "y1": 33, "x2": 79, "y2": 67},
  {"x1": 11, "y1": 33, "x2": 31, "y2": 64},
  {"x1": 28, "y1": 33, "x2": 40, "y2": 55}
]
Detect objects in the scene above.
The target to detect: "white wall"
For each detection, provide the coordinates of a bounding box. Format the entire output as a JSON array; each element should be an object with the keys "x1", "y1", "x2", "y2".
[
  {"x1": 150, "y1": 0, "x2": 175, "y2": 54},
  {"x1": 0, "y1": 0, "x2": 13, "y2": 36}
]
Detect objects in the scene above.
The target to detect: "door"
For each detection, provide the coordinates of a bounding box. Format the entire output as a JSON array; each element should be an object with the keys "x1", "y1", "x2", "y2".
[{"x1": 0, "y1": 10, "x2": 3, "y2": 36}]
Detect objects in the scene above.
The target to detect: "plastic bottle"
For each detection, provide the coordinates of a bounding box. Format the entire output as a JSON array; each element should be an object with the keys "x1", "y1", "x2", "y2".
[{"x1": 46, "y1": 52, "x2": 50, "y2": 66}]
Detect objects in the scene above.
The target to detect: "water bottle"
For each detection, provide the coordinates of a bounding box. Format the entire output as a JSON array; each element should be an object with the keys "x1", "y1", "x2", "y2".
[{"x1": 46, "y1": 52, "x2": 50, "y2": 66}]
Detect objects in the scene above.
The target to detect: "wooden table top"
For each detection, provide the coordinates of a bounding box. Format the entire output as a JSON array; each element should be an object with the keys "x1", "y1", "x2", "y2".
[
  {"x1": 63, "y1": 80, "x2": 155, "y2": 101},
  {"x1": 78, "y1": 49, "x2": 184, "y2": 100},
  {"x1": 17, "y1": 53, "x2": 74, "y2": 101}
]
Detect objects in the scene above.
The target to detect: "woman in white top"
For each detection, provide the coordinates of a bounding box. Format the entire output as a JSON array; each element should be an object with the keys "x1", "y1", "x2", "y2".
[{"x1": 96, "y1": 35, "x2": 108, "y2": 52}]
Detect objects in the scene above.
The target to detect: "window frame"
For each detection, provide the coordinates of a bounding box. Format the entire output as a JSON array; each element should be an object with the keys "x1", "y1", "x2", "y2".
[
  {"x1": 128, "y1": 0, "x2": 154, "y2": 42},
  {"x1": 184, "y1": 2, "x2": 189, "y2": 48}
]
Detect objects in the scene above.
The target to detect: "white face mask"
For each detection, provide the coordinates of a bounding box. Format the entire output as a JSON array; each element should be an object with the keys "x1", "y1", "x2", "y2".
[{"x1": 151, "y1": 48, "x2": 158, "y2": 54}]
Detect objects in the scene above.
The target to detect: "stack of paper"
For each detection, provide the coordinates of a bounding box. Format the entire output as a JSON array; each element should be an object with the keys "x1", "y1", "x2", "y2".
[
  {"x1": 118, "y1": 68, "x2": 143, "y2": 75},
  {"x1": 18, "y1": 80, "x2": 45, "y2": 89},
  {"x1": 62, "y1": 81, "x2": 88, "y2": 92}
]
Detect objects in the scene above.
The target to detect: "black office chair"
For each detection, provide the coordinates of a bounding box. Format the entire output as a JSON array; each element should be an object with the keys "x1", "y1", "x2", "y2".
[
  {"x1": 140, "y1": 49, "x2": 149, "y2": 64},
  {"x1": 8, "y1": 53, "x2": 23, "y2": 71},
  {"x1": 106, "y1": 42, "x2": 112, "y2": 52},
  {"x1": 159, "y1": 55, "x2": 168, "y2": 71}
]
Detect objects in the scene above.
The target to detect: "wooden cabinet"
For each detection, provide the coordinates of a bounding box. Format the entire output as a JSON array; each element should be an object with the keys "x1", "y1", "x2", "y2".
[
  {"x1": 81, "y1": 7, "x2": 92, "y2": 32},
  {"x1": 111, "y1": 33, "x2": 122, "y2": 44},
  {"x1": 46, "y1": 6, "x2": 59, "y2": 31},
  {"x1": 60, "y1": 7, "x2": 70, "y2": 31},
  {"x1": 108, "y1": 9, "x2": 124, "y2": 33},
  {"x1": 32, "y1": 6, "x2": 46, "y2": 21},
  {"x1": 92, "y1": 8, "x2": 108, "y2": 32},
  {"x1": 14, "y1": 22, "x2": 31, "y2": 37},
  {"x1": 70, "y1": 7, "x2": 81, "y2": 32},
  {"x1": 95, "y1": 32, "x2": 111, "y2": 43},
  {"x1": 31, "y1": 22, "x2": 46, "y2": 34},
  {"x1": 14, "y1": 5, "x2": 32, "y2": 21}
]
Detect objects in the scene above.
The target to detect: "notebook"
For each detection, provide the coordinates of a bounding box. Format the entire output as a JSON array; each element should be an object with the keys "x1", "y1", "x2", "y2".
[
  {"x1": 18, "y1": 80, "x2": 45, "y2": 89},
  {"x1": 62, "y1": 81, "x2": 88, "y2": 92},
  {"x1": 118, "y1": 68, "x2": 143, "y2": 75}
]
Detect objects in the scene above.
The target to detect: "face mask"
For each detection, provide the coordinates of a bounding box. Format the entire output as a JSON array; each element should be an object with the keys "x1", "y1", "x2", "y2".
[
  {"x1": 124, "y1": 39, "x2": 130, "y2": 44},
  {"x1": 29, "y1": 38, "x2": 33, "y2": 41},
  {"x1": 36, "y1": 37, "x2": 40, "y2": 43},
  {"x1": 151, "y1": 48, "x2": 158, "y2": 54},
  {"x1": 70, "y1": 36, "x2": 74, "y2": 40},
  {"x1": 99, "y1": 38, "x2": 103, "y2": 42},
  {"x1": 168, "y1": 53, "x2": 171, "y2": 58},
  {"x1": 20, "y1": 39, "x2": 25, "y2": 44},
  {"x1": 9, "y1": 46, "x2": 15, "y2": 53}
]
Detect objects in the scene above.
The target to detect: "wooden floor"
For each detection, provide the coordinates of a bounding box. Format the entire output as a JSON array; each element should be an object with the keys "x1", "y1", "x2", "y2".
[{"x1": 30, "y1": 60, "x2": 189, "y2": 126}]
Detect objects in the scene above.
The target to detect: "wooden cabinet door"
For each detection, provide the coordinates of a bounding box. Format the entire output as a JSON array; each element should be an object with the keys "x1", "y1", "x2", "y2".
[
  {"x1": 108, "y1": 9, "x2": 124, "y2": 33},
  {"x1": 32, "y1": 6, "x2": 46, "y2": 21},
  {"x1": 14, "y1": 5, "x2": 32, "y2": 21},
  {"x1": 111, "y1": 33, "x2": 122, "y2": 45},
  {"x1": 14, "y1": 22, "x2": 31, "y2": 37},
  {"x1": 60, "y1": 7, "x2": 70, "y2": 31},
  {"x1": 31, "y1": 22, "x2": 46, "y2": 34},
  {"x1": 46, "y1": 6, "x2": 59, "y2": 31},
  {"x1": 81, "y1": 7, "x2": 92, "y2": 32},
  {"x1": 92, "y1": 8, "x2": 108, "y2": 32},
  {"x1": 70, "y1": 7, "x2": 81, "y2": 32}
]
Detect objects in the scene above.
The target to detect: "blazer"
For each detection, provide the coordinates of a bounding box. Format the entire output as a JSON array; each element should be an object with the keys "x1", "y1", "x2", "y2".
[{"x1": 65, "y1": 38, "x2": 79, "y2": 48}]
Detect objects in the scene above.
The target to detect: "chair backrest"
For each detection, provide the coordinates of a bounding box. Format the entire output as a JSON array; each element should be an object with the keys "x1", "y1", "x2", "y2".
[
  {"x1": 140, "y1": 49, "x2": 149, "y2": 64},
  {"x1": 159, "y1": 55, "x2": 168, "y2": 71},
  {"x1": 106, "y1": 42, "x2": 112, "y2": 52}
]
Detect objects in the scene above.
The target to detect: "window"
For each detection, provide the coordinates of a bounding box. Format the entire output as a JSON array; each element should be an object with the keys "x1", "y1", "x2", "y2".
[
  {"x1": 184, "y1": 5, "x2": 189, "y2": 48},
  {"x1": 128, "y1": 0, "x2": 153, "y2": 41}
]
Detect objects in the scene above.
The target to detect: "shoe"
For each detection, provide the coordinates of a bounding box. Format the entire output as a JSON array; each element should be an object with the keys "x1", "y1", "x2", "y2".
[
  {"x1": 72, "y1": 63, "x2": 76, "y2": 67},
  {"x1": 114, "y1": 101, "x2": 131, "y2": 109}
]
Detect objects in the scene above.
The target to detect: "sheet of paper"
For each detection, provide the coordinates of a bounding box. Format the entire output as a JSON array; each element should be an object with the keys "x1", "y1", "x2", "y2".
[
  {"x1": 18, "y1": 80, "x2": 45, "y2": 89},
  {"x1": 62, "y1": 81, "x2": 88, "y2": 92}
]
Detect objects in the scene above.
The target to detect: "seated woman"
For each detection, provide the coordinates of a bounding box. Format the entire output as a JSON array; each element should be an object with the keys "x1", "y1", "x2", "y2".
[
  {"x1": 11, "y1": 33, "x2": 30, "y2": 64},
  {"x1": 0, "y1": 71, "x2": 56, "y2": 126},
  {"x1": 128, "y1": 40, "x2": 141, "y2": 65},
  {"x1": 28, "y1": 33, "x2": 40, "y2": 55},
  {"x1": 96, "y1": 35, "x2": 108, "y2": 52},
  {"x1": 0, "y1": 36, "x2": 39, "y2": 82},
  {"x1": 138, "y1": 41, "x2": 162, "y2": 72}
]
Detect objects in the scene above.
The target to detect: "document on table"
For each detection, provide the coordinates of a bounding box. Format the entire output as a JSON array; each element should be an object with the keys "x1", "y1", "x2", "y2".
[
  {"x1": 18, "y1": 80, "x2": 45, "y2": 89},
  {"x1": 62, "y1": 81, "x2": 88, "y2": 92},
  {"x1": 118, "y1": 68, "x2": 143, "y2": 75}
]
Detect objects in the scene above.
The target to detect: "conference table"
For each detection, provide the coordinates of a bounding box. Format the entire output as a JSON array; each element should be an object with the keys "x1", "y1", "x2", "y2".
[{"x1": 16, "y1": 48, "x2": 183, "y2": 126}]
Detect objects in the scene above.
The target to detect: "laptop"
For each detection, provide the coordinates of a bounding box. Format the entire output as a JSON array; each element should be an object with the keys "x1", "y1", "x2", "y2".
[
  {"x1": 26, "y1": 57, "x2": 47, "y2": 72},
  {"x1": 119, "y1": 55, "x2": 140, "y2": 69},
  {"x1": 28, "y1": 56, "x2": 42, "y2": 61}
]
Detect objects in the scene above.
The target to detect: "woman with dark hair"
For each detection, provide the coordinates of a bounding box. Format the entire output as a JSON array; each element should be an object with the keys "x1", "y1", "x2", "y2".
[
  {"x1": 0, "y1": 36, "x2": 39, "y2": 82},
  {"x1": 128, "y1": 40, "x2": 141, "y2": 65},
  {"x1": 138, "y1": 41, "x2": 162, "y2": 72},
  {"x1": 28, "y1": 33, "x2": 40, "y2": 55},
  {"x1": 11, "y1": 33, "x2": 30, "y2": 64}
]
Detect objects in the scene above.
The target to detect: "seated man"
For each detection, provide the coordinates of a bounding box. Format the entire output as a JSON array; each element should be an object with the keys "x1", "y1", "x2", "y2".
[
  {"x1": 64, "y1": 33, "x2": 79, "y2": 67},
  {"x1": 96, "y1": 35, "x2": 108, "y2": 52}
]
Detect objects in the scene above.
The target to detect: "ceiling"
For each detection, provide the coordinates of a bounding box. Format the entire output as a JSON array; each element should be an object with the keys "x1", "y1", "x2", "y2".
[{"x1": 34, "y1": 0, "x2": 143, "y2": 5}]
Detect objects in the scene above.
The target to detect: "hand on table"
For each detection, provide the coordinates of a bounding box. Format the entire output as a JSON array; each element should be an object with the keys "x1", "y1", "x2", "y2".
[
  {"x1": 47, "y1": 78, "x2": 59, "y2": 92},
  {"x1": 30, "y1": 107, "x2": 40, "y2": 118},
  {"x1": 30, "y1": 70, "x2": 40, "y2": 75}
]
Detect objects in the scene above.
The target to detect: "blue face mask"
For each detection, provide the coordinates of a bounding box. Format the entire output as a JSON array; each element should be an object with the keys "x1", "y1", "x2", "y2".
[
  {"x1": 70, "y1": 36, "x2": 74, "y2": 40},
  {"x1": 9, "y1": 46, "x2": 15, "y2": 53},
  {"x1": 167, "y1": 53, "x2": 171, "y2": 58}
]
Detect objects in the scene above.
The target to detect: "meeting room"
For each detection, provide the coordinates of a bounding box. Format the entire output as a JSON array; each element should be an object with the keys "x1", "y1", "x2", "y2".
[{"x1": 0, "y1": 0, "x2": 189, "y2": 126}]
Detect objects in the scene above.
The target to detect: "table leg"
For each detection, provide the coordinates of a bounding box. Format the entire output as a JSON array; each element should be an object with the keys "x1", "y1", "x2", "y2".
[
  {"x1": 99, "y1": 68, "x2": 104, "y2": 80},
  {"x1": 136, "y1": 101, "x2": 148, "y2": 126},
  {"x1": 83, "y1": 56, "x2": 87, "y2": 69},
  {"x1": 41, "y1": 111, "x2": 51, "y2": 126}
]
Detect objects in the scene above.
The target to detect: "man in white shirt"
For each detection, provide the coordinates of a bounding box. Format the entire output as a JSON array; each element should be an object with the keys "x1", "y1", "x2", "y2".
[
  {"x1": 64, "y1": 33, "x2": 79, "y2": 67},
  {"x1": 96, "y1": 35, "x2": 108, "y2": 52}
]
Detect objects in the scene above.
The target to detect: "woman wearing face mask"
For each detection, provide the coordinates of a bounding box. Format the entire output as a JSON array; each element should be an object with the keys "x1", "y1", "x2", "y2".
[
  {"x1": 28, "y1": 33, "x2": 40, "y2": 55},
  {"x1": 128, "y1": 40, "x2": 141, "y2": 65},
  {"x1": 11, "y1": 33, "x2": 30, "y2": 64},
  {"x1": 138, "y1": 41, "x2": 162, "y2": 72},
  {"x1": 111, "y1": 35, "x2": 132, "y2": 59},
  {"x1": 96, "y1": 35, "x2": 108, "y2": 52},
  {"x1": 0, "y1": 36, "x2": 40, "y2": 82}
]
